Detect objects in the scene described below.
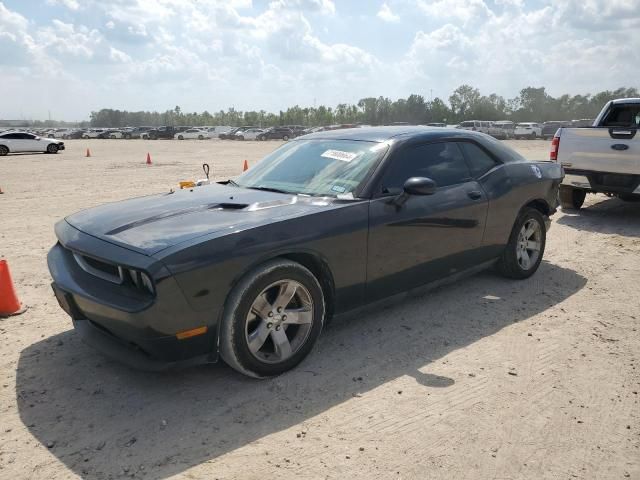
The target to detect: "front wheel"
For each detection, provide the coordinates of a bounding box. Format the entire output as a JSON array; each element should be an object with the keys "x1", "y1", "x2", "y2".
[
  {"x1": 198, "y1": 135, "x2": 203, "y2": 140},
  {"x1": 46, "y1": 143, "x2": 59, "y2": 154},
  {"x1": 496, "y1": 207, "x2": 546, "y2": 279},
  {"x1": 178, "y1": 135, "x2": 184, "y2": 140},
  {"x1": 559, "y1": 185, "x2": 586, "y2": 210},
  {"x1": 219, "y1": 259, "x2": 325, "y2": 378}
]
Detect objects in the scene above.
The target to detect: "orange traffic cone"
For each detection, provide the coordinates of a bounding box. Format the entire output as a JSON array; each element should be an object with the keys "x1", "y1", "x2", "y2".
[
  {"x1": 243, "y1": 159, "x2": 249, "y2": 171},
  {"x1": 0, "y1": 186, "x2": 4, "y2": 194},
  {"x1": 86, "y1": 148, "x2": 91, "y2": 157},
  {"x1": 0, "y1": 260, "x2": 25, "y2": 317},
  {"x1": 146, "y1": 153, "x2": 152, "y2": 165}
]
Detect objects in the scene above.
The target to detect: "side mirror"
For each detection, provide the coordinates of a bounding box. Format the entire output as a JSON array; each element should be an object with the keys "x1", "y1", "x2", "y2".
[{"x1": 403, "y1": 177, "x2": 437, "y2": 196}]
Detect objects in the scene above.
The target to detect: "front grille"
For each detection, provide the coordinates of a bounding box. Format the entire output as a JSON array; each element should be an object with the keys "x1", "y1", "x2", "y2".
[{"x1": 71, "y1": 251, "x2": 155, "y2": 295}]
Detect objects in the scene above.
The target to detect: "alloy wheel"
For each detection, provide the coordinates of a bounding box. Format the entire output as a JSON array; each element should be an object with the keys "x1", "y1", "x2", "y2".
[
  {"x1": 245, "y1": 280, "x2": 314, "y2": 364},
  {"x1": 516, "y1": 219, "x2": 542, "y2": 270}
]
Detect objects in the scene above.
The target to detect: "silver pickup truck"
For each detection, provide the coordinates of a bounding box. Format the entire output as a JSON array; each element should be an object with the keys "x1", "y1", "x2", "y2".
[{"x1": 551, "y1": 98, "x2": 640, "y2": 209}]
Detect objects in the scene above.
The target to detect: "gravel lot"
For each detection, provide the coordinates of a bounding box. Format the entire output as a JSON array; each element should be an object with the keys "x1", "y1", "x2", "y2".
[{"x1": 1, "y1": 138, "x2": 638, "y2": 479}]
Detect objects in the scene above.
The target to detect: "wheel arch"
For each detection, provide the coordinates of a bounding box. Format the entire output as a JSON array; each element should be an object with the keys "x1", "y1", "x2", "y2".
[
  {"x1": 214, "y1": 249, "x2": 337, "y2": 354},
  {"x1": 523, "y1": 198, "x2": 551, "y2": 216}
]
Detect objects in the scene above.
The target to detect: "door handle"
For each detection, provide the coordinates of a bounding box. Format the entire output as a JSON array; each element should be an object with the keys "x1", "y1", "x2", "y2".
[{"x1": 467, "y1": 190, "x2": 482, "y2": 200}]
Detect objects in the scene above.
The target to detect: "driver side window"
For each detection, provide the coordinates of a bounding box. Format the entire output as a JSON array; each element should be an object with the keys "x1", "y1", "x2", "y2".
[{"x1": 381, "y1": 142, "x2": 472, "y2": 194}]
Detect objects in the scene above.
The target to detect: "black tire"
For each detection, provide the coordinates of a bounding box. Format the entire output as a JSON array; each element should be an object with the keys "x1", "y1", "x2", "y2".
[
  {"x1": 46, "y1": 143, "x2": 59, "y2": 154},
  {"x1": 178, "y1": 135, "x2": 184, "y2": 140},
  {"x1": 198, "y1": 135, "x2": 203, "y2": 140},
  {"x1": 496, "y1": 207, "x2": 546, "y2": 280},
  {"x1": 0, "y1": 145, "x2": 8, "y2": 156},
  {"x1": 530, "y1": 132, "x2": 537, "y2": 139},
  {"x1": 282, "y1": 135, "x2": 289, "y2": 141},
  {"x1": 559, "y1": 185, "x2": 586, "y2": 210},
  {"x1": 219, "y1": 259, "x2": 325, "y2": 378}
]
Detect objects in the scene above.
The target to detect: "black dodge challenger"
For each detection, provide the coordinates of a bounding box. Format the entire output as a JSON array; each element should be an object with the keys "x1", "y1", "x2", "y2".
[{"x1": 48, "y1": 127, "x2": 563, "y2": 377}]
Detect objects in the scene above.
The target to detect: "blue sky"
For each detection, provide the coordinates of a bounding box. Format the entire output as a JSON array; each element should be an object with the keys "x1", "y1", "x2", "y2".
[{"x1": 1, "y1": 0, "x2": 638, "y2": 121}]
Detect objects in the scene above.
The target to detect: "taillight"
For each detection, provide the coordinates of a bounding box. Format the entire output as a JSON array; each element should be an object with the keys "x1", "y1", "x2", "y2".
[{"x1": 550, "y1": 134, "x2": 560, "y2": 161}]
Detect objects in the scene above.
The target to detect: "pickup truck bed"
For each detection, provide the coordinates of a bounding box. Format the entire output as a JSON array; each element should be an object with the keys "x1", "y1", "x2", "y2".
[{"x1": 552, "y1": 98, "x2": 640, "y2": 209}]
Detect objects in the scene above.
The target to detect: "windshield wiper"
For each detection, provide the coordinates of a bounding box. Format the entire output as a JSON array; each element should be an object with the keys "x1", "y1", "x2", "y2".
[
  {"x1": 246, "y1": 185, "x2": 292, "y2": 194},
  {"x1": 226, "y1": 179, "x2": 240, "y2": 187}
]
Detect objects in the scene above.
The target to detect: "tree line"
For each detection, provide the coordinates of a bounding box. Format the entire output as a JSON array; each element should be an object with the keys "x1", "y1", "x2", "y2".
[{"x1": 55, "y1": 85, "x2": 640, "y2": 128}]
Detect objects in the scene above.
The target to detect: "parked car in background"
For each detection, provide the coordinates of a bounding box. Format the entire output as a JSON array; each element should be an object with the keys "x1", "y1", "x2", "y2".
[
  {"x1": 514, "y1": 123, "x2": 542, "y2": 139},
  {"x1": 458, "y1": 120, "x2": 490, "y2": 133},
  {"x1": 486, "y1": 122, "x2": 508, "y2": 139},
  {"x1": 82, "y1": 129, "x2": 106, "y2": 139},
  {"x1": 109, "y1": 128, "x2": 135, "y2": 139},
  {"x1": 146, "y1": 126, "x2": 178, "y2": 140},
  {"x1": 219, "y1": 126, "x2": 258, "y2": 140},
  {"x1": 552, "y1": 98, "x2": 640, "y2": 209},
  {"x1": 128, "y1": 126, "x2": 153, "y2": 139},
  {"x1": 542, "y1": 121, "x2": 571, "y2": 139},
  {"x1": 426, "y1": 123, "x2": 446, "y2": 127},
  {"x1": 257, "y1": 127, "x2": 294, "y2": 141},
  {"x1": 214, "y1": 126, "x2": 233, "y2": 135},
  {"x1": 175, "y1": 128, "x2": 211, "y2": 140},
  {"x1": 494, "y1": 121, "x2": 515, "y2": 139},
  {"x1": 286, "y1": 126, "x2": 307, "y2": 137},
  {"x1": 234, "y1": 128, "x2": 265, "y2": 141},
  {"x1": 0, "y1": 131, "x2": 65, "y2": 155}
]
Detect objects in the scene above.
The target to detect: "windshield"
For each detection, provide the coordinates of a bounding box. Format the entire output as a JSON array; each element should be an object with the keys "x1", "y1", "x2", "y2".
[
  {"x1": 460, "y1": 121, "x2": 475, "y2": 127},
  {"x1": 235, "y1": 139, "x2": 388, "y2": 197}
]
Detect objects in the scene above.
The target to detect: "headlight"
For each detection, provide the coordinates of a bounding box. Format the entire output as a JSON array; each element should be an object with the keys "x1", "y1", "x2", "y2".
[{"x1": 120, "y1": 267, "x2": 155, "y2": 295}]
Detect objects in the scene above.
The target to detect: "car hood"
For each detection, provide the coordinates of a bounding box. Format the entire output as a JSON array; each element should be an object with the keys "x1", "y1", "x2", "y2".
[{"x1": 64, "y1": 184, "x2": 339, "y2": 255}]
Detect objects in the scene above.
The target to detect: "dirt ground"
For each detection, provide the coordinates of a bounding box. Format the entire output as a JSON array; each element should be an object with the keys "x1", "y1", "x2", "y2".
[{"x1": 0, "y1": 138, "x2": 638, "y2": 480}]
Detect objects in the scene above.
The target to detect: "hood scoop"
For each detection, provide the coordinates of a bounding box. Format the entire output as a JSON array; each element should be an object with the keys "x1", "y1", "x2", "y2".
[{"x1": 104, "y1": 202, "x2": 249, "y2": 236}]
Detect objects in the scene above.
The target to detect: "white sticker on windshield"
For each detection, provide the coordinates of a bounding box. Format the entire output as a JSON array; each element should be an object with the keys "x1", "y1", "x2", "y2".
[
  {"x1": 331, "y1": 185, "x2": 346, "y2": 193},
  {"x1": 321, "y1": 149, "x2": 359, "y2": 162}
]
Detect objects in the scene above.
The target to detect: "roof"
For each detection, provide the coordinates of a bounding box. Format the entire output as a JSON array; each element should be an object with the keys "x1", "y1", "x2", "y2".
[
  {"x1": 299, "y1": 125, "x2": 473, "y2": 143},
  {"x1": 611, "y1": 98, "x2": 640, "y2": 105}
]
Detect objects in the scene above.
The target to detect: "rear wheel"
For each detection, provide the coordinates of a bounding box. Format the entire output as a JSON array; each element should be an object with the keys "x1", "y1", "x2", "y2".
[
  {"x1": 46, "y1": 143, "x2": 59, "y2": 154},
  {"x1": 0, "y1": 145, "x2": 8, "y2": 156},
  {"x1": 282, "y1": 135, "x2": 289, "y2": 141},
  {"x1": 219, "y1": 259, "x2": 325, "y2": 378},
  {"x1": 178, "y1": 135, "x2": 184, "y2": 140},
  {"x1": 497, "y1": 207, "x2": 546, "y2": 279},
  {"x1": 198, "y1": 135, "x2": 203, "y2": 140},
  {"x1": 559, "y1": 185, "x2": 586, "y2": 210},
  {"x1": 530, "y1": 132, "x2": 537, "y2": 139}
]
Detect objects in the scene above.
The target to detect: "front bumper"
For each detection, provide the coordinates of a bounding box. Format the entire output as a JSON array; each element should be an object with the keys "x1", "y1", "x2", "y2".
[{"x1": 47, "y1": 226, "x2": 219, "y2": 370}]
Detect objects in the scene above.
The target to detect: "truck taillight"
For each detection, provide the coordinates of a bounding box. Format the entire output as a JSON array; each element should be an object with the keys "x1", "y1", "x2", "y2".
[{"x1": 550, "y1": 134, "x2": 560, "y2": 161}]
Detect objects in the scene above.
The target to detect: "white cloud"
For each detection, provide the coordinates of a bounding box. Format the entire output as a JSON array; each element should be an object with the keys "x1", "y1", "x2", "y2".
[
  {"x1": 377, "y1": 3, "x2": 400, "y2": 22},
  {"x1": 109, "y1": 46, "x2": 131, "y2": 63},
  {"x1": 1, "y1": 0, "x2": 638, "y2": 120},
  {"x1": 45, "y1": 0, "x2": 80, "y2": 10}
]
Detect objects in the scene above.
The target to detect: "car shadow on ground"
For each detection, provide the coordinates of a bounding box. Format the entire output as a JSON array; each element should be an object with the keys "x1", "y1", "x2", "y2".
[
  {"x1": 557, "y1": 195, "x2": 640, "y2": 237},
  {"x1": 16, "y1": 261, "x2": 586, "y2": 479}
]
